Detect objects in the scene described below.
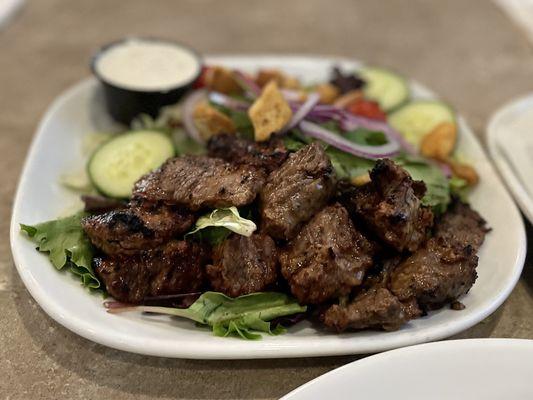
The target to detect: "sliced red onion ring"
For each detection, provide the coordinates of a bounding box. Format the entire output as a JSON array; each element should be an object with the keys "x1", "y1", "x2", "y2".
[
  {"x1": 182, "y1": 89, "x2": 207, "y2": 143},
  {"x1": 208, "y1": 91, "x2": 250, "y2": 111},
  {"x1": 340, "y1": 114, "x2": 416, "y2": 155},
  {"x1": 299, "y1": 120, "x2": 401, "y2": 159},
  {"x1": 308, "y1": 104, "x2": 416, "y2": 154},
  {"x1": 233, "y1": 70, "x2": 261, "y2": 98},
  {"x1": 283, "y1": 92, "x2": 320, "y2": 133},
  {"x1": 282, "y1": 88, "x2": 305, "y2": 102}
]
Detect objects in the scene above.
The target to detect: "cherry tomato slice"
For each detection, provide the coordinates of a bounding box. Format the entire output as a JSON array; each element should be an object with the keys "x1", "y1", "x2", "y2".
[
  {"x1": 347, "y1": 99, "x2": 387, "y2": 121},
  {"x1": 193, "y1": 66, "x2": 210, "y2": 89}
]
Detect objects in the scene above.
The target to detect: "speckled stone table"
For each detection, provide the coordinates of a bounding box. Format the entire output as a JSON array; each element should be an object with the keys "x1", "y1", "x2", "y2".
[{"x1": 1, "y1": 1, "x2": 532, "y2": 398}]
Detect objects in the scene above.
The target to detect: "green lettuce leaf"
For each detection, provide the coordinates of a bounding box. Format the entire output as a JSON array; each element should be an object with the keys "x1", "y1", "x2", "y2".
[
  {"x1": 172, "y1": 127, "x2": 206, "y2": 156},
  {"x1": 326, "y1": 147, "x2": 375, "y2": 179},
  {"x1": 395, "y1": 155, "x2": 451, "y2": 213},
  {"x1": 449, "y1": 176, "x2": 469, "y2": 202},
  {"x1": 186, "y1": 207, "x2": 257, "y2": 239},
  {"x1": 344, "y1": 129, "x2": 388, "y2": 146},
  {"x1": 109, "y1": 291, "x2": 306, "y2": 340},
  {"x1": 211, "y1": 102, "x2": 255, "y2": 140},
  {"x1": 20, "y1": 212, "x2": 100, "y2": 290}
]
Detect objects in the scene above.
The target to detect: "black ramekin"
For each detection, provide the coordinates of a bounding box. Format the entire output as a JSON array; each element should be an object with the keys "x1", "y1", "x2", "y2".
[{"x1": 91, "y1": 37, "x2": 202, "y2": 125}]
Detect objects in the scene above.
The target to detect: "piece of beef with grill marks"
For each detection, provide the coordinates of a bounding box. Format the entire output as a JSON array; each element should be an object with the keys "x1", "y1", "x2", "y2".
[
  {"x1": 323, "y1": 287, "x2": 409, "y2": 332},
  {"x1": 260, "y1": 142, "x2": 336, "y2": 240},
  {"x1": 81, "y1": 195, "x2": 126, "y2": 214},
  {"x1": 280, "y1": 203, "x2": 375, "y2": 305},
  {"x1": 341, "y1": 159, "x2": 434, "y2": 253},
  {"x1": 132, "y1": 155, "x2": 266, "y2": 211},
  {"x1": 94, "y1": 240, "x2": 208, "y2": 304},
  {"x1": 207, "y1": 133, "x2": 288, "y2": 173},
  {"x1": 206, "y1": 233, "x2": 278, "y2": 297},
  {"x1": 390, "y1": 201, "x2": 489, "y2": 310},
  {"x1": 433, "y1": 200, "x2": 489, "y2": 252},
  {"x1": 323, "y1": 256, "x2": 422, "y2": 332},
  {"x1": 82, "y1": 201, "x2": 194, "y2": 256}
]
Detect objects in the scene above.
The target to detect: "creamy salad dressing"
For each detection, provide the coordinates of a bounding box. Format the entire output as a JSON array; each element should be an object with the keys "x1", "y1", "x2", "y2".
[{"x1": 95, "y1": 39, "x2": 200, "y2": 91}]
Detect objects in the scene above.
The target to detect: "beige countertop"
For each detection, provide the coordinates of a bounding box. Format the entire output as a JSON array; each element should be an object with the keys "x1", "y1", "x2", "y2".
[{"x1": 1, "y1": 0, "x2": 532, "y2": 398}]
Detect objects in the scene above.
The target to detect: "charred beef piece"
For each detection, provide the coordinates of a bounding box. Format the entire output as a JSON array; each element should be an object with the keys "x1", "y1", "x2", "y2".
[
  {"x1": 94, "y1": 240, "x2": 208, "y2": 304},
  {"x1": 207, "y1": 133, "x2": 288, "y2": 173},
  {"x1": 81, "y1": 195, "x2": 126, "y2": 214},
  {"x1": 206, "y1": 233, "x2": 278, "y2": 297},
  {"x1": 260, "y1": 142, "x2": 336, "y2": 240},
  {"x1": 323, "y1": 256, "x2": 422, "y2": 332},
  {"x1": 341, "y1": 159, "x2": 434, "y2": 252},
  {"x1": 82, "y1": 202, "x2": 194, "y2": 256},
  {"x1": 390, "y1": 201, "x2": 489, "y2": 310},
  {"x1": 433, "y1": 200, "x2": 489, "y2": 252},
  {"x1": 280, "y1": 203, "x2": 375, "y2": 304},
  {"x1": 132, "y1": 155, "x2": 266, "y2": 211},
  {"x1": 323, "y1": 287, "x2": 410, "y2": 332}
]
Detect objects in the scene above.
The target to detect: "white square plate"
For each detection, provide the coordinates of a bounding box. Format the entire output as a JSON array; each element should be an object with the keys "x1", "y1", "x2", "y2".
[{"x1": 10, "y1": 55, "x2": 527, "y2": 359}]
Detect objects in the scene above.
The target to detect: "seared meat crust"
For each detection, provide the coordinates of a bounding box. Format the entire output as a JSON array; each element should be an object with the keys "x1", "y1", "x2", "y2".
[
  {"x1": 94, "y1": 240, "x2": 208, "y2": 304},
  {"x1": 206, "y1": 233, "x2": 278, "y2": 297},
  {"x1": 390, "y1": 201, "x2": 489, "y2": 309},
  {"x1": 280, "y1": 203, "x2": 375, "y2": 304},
  {"x1": 323, "y1": 287, "x2": 409, "y2": 332},
  {"x1": 82, "y1": 202, "x2": 194, "y2": 256},
  {"x1": 260, "y1": 142, "x2": 336, "y2": 240},
  {"x1": 207, "y1": 133, "x2": 288, "y2": 173},
  {"x1": 323, "y1": 256, "x2": 422, "y2": 332},
  {"x1": 433, "y1": 200, "x2": 489, "y2": 252},
  {"x1": 133, "y1": 155, "x2": 266, "y2": 211},
  {"x1": 341, "y1": 159, "x2": 433, "y2": 252}
]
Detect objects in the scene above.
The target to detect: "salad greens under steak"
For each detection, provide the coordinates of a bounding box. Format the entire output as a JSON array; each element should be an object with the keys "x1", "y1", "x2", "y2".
[{"x1": 21, "y1": 62, "x2": 483, "y2": 340}]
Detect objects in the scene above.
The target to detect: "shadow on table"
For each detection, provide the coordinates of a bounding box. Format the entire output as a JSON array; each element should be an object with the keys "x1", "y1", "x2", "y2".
[{"x1": 11, "y1": 260, "x2": 505, "y2": 400}]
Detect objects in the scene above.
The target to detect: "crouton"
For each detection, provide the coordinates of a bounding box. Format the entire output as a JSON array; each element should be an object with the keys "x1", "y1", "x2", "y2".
[
  {"x1": 420, "y1": 122, "x2": 457, "y2": 161},
  {"x1": 449, "y1": 160, "x2": 479, "y2": 186},
  {"x1": 334, "y1": 90, "x2": 363, "y2": 108},
  {"x1": 315, "y1": 83, "x2": 341, "y2": 104},
  {"x1": 256, "y1": 69, "x2": 301, "y2": 89},
  {"x1": 248, "y1": 81, "x2": 293, "y2": 142},
  {"x1": 193, "y1": 102, "x2": 236, "y2": 141},
  {"x1": 205, "y1": 66, "x2": 242, "y2": 95},
  {"x1": 350, "y1": 172, "x2": 371, "y2": 186},
  {"x1": 282, "y1": 76, "x2": 301, "y2": 89}
]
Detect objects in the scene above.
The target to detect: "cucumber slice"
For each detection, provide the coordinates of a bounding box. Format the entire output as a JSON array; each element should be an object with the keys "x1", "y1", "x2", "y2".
[
  {"x1": 88, "y1": 130, "x2": 175, "y2": 198},
  {"x1": 388, "y1": 100, "x2": 456, "y2": 147},
  {"x1": 359, "y1": 67, "x2": 409, "y2": 112}
]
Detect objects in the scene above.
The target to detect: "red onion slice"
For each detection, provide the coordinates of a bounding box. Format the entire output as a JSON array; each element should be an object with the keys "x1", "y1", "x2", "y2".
[
  {"x1": 283, "y1": 92, "x2": 320, "y2": 133},
  {"x1": 299, "y1": 120, "x2": 401, "y2": 159},
  {"x1": 340, "y1": 114, "x2": 416, "y2": 155},
  {"x1": 233, "y1": 70, "x2": 261, "y2": 98},
  {"x1": 208, "y1": 91, "x2": 250, "y2": 111},
  {"x1": 308, "y1": 104, "x2": 416, "y2": 155},
  {"x1": 182, "y1": 89, "x2": 207, "y2": 143},
  {"x1": 282, "y1": 88, "x2": 305, "y2": 102}
]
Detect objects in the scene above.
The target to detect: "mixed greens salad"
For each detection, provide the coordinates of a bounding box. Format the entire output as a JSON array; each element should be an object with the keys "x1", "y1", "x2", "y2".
[{"x1": 21, "y1": 63, "x2": 479, "y2": 339}]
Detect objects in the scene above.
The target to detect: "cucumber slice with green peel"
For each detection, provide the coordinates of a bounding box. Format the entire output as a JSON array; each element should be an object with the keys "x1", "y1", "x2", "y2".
[
  {"x1": 88, "y1": 130, "x2": 175, "y2": 198},
  {"x1": 388, "y1": 100, "x2": 456, "y2": 147},
  {"x1": 359, "y1": 67, "x2": 409, "y2": 112}
]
